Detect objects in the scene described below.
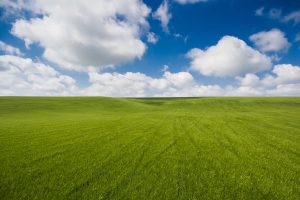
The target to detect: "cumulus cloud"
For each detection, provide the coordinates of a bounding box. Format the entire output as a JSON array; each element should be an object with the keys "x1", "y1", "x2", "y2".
[
  {"x1": 187, "y1": 36, "x2": 272, "y2": 77},
  {"x1": 0, "y1": 54, "x2": 299, "y2": 96},
  {"x1": 236, "y1": 73, "x2": 260, "y2": 87},
  {"x1": 236, "y1": 64, "x2": 300, "y2": 96},
  {"x1": 84, "y1": 70, "x2": 197, "y2": 97},
  {"x1": 9, "y1": 0, "x2": 151, "y2": 71},
  {"x1": 249, "y1": 29, "x2": 290, "y2": 53},
  {"x1": 175, "y1": 0, "x2": 208, "y2": 4},
  {"x1": 153, "y1": 0, "x2": 172, "y2": 33},
  {"x1": 83, "y1": 69, "x2": 224, "y2": 97},
  {"x1": 0, "y1": 55, "x2": 77, "y2": 95},
  {"x1": 147, "y1": 32, "x2": 159, "y2": 44},
  {"x1": 269, "y1": 64, "x2": 300, "y2": 85},
  {"x1": 0, "y1": 41, "x2": 23, "y2": 56},
  {"x1": 85, "y1": 64, "x2": 300, "y2": 97},
  {"x1": 268, "y1": 84, "x2": 300, "y2": 96}
]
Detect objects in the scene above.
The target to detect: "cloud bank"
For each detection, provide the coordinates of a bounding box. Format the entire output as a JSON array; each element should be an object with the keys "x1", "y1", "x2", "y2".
[
  {"x1": 1, "y1": 53, "x2": 300, "y2": 96},
  {"x1": 0, "y1": 55, "x2": 77, "y2": 95},
  {"x1": 10, "y1": 0, "x2": 151, "y2": 71}
]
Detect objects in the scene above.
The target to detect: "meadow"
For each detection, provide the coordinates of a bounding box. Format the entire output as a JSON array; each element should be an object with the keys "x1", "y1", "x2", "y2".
[{"x1": 0, "y1": 97, "x2": 299, "y2": 199}]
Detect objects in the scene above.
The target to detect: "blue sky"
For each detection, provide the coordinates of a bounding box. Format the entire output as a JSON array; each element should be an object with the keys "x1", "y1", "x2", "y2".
[{"x1": 0, "y1": 0, "x2": 300, "y2": 96}]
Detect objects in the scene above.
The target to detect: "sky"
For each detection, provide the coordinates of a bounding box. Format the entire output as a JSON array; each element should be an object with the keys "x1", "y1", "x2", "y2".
[{"x1": 0, "y1": 0, "x2": 300, "y2": 96}]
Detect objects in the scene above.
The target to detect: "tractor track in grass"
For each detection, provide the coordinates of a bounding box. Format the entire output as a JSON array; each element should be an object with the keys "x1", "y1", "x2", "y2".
[
  {"x1": 187, "y1": 116, "x2": 242, "y2": 159},
  {"x1": 20, "y1": 118, "x2": 151, "y2": 167},
  {"x1": 228, "y1": 116, "x2": 300, "y2": 162},
  {"x1": 138, "y1": 137, "x2": 176, "y2": 172},
  {"x1": 221, "y1": 117, "x2": 300, "y2": 199},
  {"x1": 103, "y1": 118, "x2": 171, "y2": 200},
  {"x1": 2, "y1": 118, "x2": 155, "y2": 198},
  {"x1": 65, "y1": 134, "x2": 151, "y2": 198},
  {"x1": 235, "y1": 114, "x2": 300, "y2": 144},
  {"x1": 177, "y1": 116, "x2": 224, "y2": 197},
  {"x1": 66, "y1": 118, "x2": 168, "y2": 199},
  {"x1": 181, "y1": 117, "x2": 269, "y2": 199},
  {"x1": 172, "y1": 116, "x2": 191, "y2": 199}
]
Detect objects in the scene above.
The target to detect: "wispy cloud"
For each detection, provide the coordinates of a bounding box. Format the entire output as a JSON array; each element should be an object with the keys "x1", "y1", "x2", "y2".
[
  {"x1": 0, "y1": 41, "x2": 23, "y2": 56},
  {"x1": 175, "y1": 0, "x2": 208, "y2": 5},
  {"x1": 153, "y1": 0, "x2": 172, "y2": 33},
  {"x1": 255, "y1": 7, "x2": 300, "y2": 25},
  {"x1": 147, "y1": 32, "x2": 159, "y2": 44},
  {"x1": 283, "y1": 10, "x2": 300, "y2": 24}
]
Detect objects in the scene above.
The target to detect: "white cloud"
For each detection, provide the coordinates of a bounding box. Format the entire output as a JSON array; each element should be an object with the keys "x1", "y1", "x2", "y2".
[
  {"x1": 255, "y1": 7, "x2": 282, "y2": 19},
  {"x1": 83, "y1": 70, "x2": 227, "y2": 97},
  {"x1": 255, "y1": 7, "x2": 300, "y2": 25},
  {"x1": 163, "y1": 71, "x2": 194, "y2": 87},
  {"x1": 0, "y1": 0, "x2": 33, "y2": 18},
  {"x1": 255, "y1": 7, "x2": 264, "y2": 16},
  {"x1": 283, "y1": 10, "x2": 300, "y2": 24},
  {"x1": 270, "y1": 64, "x2": 300, "y2": 85},
  {"x1": 187, "y1": 36, "x2": 272, "y2": 77},
  {"x1": 9, "y1": 0, "x2": 151, "y2": 71},
  {"x1": 153, "y1": 0, "x2": 172, "y2": 33},
  {"x1": 173, "y1": 33, "x2": 189, "y2": 43},
  {"x1": 162, "y1": 65, "x2": 169, "y2": 72},
  {"x1": 174, "y1": 33, "x2": 182, "y2": 38},
  {"x1": 228, "y1": 85, "x2": 264, "y2": 96},
  {"x1": 0, "y1": 0, "x2": 32, "y2": 10},
  {"x1": 268, "y1": 84, "x2": 300, "y2": 96},
  {"x1": 147, "y1": 32, "x2": 159, "y2": 44},
  {"x1": 0, "y1": 55, "x2": 77, "y2": 95},
  {"x1": 161, "y1": 84, "x2": 223, "y2": 97},
  {"x1": 249, "y1": 29, "x2": 290, "y2": 53},
  {"x1": 86, "y1": 72, "x2": 150, "y2": 96},
  {"x1": 0, "y1": 41, "x2": 23, "y2": 56},
  {"x1": 0, "y1": 54, "x2": 299, "y2": 96},
  {"x1": 84, "y1": 70, "x2": 196, "y2": 97},
  {"x1": 85, "y1": 64, "x2": 300, "y2": 97},
  {"x1": 236, "y1": 73, "x2": 260, "y2": 87},
  {"x1": 175, "y1": 0, "x2": 208, "y2": 4},
  {"x1": 236, "y1": 64, "x2": 300, "y2": 96}
]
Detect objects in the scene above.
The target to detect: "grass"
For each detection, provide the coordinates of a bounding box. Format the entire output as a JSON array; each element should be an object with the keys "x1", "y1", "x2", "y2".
[{"x1": 0, "y1": 97, "x2": 299, "y2": 200}]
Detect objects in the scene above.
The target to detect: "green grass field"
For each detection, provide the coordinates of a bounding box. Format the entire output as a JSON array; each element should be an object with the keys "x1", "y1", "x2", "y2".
[{"x1": 0, "y1": 97, "x2": 299, "y2": 200}]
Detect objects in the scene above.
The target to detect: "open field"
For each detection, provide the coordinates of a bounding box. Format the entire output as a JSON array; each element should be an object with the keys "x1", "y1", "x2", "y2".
[{"x1": 0, "y1": 97, "x2": 299, "y2": 199}]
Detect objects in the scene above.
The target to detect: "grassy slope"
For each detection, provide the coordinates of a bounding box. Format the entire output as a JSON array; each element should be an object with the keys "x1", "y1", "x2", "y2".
[{"x1": 0, "y1": 97, "x2": 299, "y2": 200}]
